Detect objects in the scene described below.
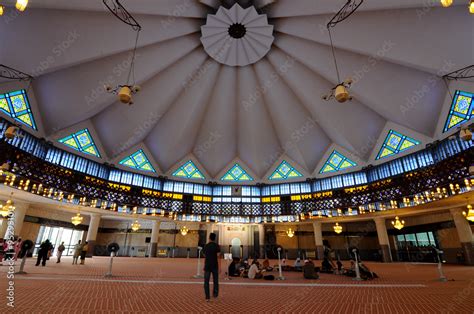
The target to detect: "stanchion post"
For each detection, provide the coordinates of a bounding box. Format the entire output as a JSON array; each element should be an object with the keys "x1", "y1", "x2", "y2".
[
  {"x1": 353, "y1": 248, "x2": 363, "y2": 281},
  {"x1": 193, "y1": 246, "x2": 204, "y2": 279},
  {"x1": 276, "y1": 247, "x2": 285, "y2": 280},
  {"x1": 436, "y1": 249, "x2": 447, "y2": 282},
  {"x1": 105, "y1": 251, "x2": 115, "y2": 278},
  {"x1": 15, "y1": 256, "x2": 27, "y2": 275}
]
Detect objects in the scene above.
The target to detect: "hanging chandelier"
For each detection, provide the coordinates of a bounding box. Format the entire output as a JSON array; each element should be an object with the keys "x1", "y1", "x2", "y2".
[
  {"x1": 16, "y1": 0, "x2": 28, "y2": 12},
  {"x1": 391, "y1": 216, "x2": 405, "y2": 230},
  {"x1": 180, "y1": 226, "x2": 189, "y2": 236},
  {"x1": 131, "y1": 220, "x2": 141, "y2": 232},
  {"x1": 286, "y1": 227, "x2": 295, "y2": 238},
  {"x1": 441, "y1": 0, "x2": 474, "y2": 13},
  {"x1": 104, "y1": 1, "x2": 142, "y2": 105},
  {"x1": 71, "y1": 213, "x2": 83, "y2": 226},
  {"x1": 333, "y1": 223, "x2": 343, "y2": 234},
  {"x1": 0, "y1": 199, "x2": 15, "y2": 218},
  {"x1": 463, "y1": 204, "x2": 474, "y2": 222}
]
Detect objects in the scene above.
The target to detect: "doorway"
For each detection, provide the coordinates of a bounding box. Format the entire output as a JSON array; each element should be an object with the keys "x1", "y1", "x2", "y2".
[
  {"x1": 231, "y1": 238, "x2": 242, "y2": 258},
  {"x1": 34, "y1": 226, "x2": 84, "y2": 257}
]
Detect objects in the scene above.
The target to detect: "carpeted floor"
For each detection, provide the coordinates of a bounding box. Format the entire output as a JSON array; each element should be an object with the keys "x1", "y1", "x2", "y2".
[{"x1": 0, "y1": 257, "x2": 472, "y2": 313}]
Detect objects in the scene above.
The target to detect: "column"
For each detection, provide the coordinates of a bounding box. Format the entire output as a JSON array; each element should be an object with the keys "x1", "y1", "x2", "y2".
[
  {"x1": 258, "y1": 224, "x2": 265, "y2": 258},
  {"x1": 2, "y1": 202, "x2": 28, "y2": 242},
  {"x1": 13, "y1": 202, "x2": 28, "y2": 238},
  {"x1": 149, "y1": 220, "x2": 160, "y2": 258},
  {"x1": 313, "y1": 221, "x2": 324, "y2": 260},
  {"x1": 374, "y1": 217, "x2": 392, "y2": 262},
  {"x1": 86, "y1": 214, "x2": 101, "y2": 257},
  {"x1": 450, "y1": 208, "x2": 474, "y2": 265},
  {"x1": 0, "y1": 220, "x2": 8, "y2": 241},
  {"x1": 207, "y1": 223, "x2": 214, "y2": 239}
]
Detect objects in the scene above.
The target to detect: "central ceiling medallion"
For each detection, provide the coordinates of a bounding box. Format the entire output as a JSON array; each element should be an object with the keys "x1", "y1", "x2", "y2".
[{"x1": 201, "y1": 4, "x2": 274, "y2": 67}]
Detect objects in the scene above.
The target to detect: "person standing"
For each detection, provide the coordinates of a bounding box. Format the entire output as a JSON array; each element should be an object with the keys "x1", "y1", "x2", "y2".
[
  {"x1": 35, "y1": 239, "x2": 53, "y2": 266},
  {"x1": 80, "y1": 241, "x2": 89, "y2": 265},
  {"x1": 57, "y1": 242, "x2": 65, "y2": 263},
  {"x1": 72, "y1": 240, "x2": 82, "y2": 265},
  {"x1": 202, "y1": 233, "x2": 221, "y2": 301}
]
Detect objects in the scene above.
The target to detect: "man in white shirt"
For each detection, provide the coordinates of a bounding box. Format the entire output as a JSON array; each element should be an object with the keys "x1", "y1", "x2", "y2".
[{"x1": 248, "y1": 260, "x2": 263, "y2": 279}]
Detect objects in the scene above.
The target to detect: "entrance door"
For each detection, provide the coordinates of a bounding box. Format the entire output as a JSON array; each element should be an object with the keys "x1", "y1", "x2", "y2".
[
  {"x1": 34, "y1": 226, "x2": 84, "y2": 256},
  {"x1": 231, "y1": 238, "x2": 241, "y2": 258}
]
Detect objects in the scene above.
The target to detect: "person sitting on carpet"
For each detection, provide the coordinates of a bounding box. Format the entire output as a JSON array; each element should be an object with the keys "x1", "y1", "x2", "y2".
[
  {"x1": 248, "y1": 260, "x2": 264, "y2": 279},
  {"x1": 294, "y1": 258, "x2": 303, "y2": 271},
  {"x1": 321, "y1": 257, "x2": 335, "y2": 273},
  {"x1": 359, "y1": 262, "x2": 378, "y2": 279},
  {"x1": 262, "y1": 259, "x2": 273, "y2": 271},
  {"x1": 303, "y1": 259, "x2": 319, "y2": 279},
  {"x1": 228, "y1": 258, "x2": 241, "y2": 277}
]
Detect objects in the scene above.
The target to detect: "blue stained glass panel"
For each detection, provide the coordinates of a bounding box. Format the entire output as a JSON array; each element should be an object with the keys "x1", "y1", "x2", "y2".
[
  {"x1": 0, "y1": 89, "x2": 37, "y2": 130},
  {"x1": 58, "y1": 128, "x2": 101, "y2": 158}
]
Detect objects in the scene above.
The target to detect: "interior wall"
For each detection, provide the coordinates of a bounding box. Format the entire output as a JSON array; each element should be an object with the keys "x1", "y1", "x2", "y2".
[{"x1": 19, "y1": 221, "x2": 41, "y2": 242}]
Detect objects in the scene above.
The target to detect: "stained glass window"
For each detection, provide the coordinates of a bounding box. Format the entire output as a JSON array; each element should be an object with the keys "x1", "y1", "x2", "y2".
[
  {"x1": 0, "y1": 89, "x2": 37, "y2": 130},
  {"x1": 58, "y1": 128, "x2": 101, "y2": 158},
  {"x1": 172, "y1": 160, "x2": 205, "y2": 179},
  {"x1": 376, "y1": 130, "x2": 420, "y2": 160},
  {"x1": 119, "y1": 149, "x2": 155, "y2": 173},
  {"x1": 320, "y1": 150, "x2": 357, "y2": 174},
  {"x1": 443, "y1": 90, "x2": 473, "y2": 132},
  {"x1": 269, "y1": 161, "x2": 303, "y2": 180},
  {"x1": 221, "y1": 163, "x2": 253, "y2": 181}
]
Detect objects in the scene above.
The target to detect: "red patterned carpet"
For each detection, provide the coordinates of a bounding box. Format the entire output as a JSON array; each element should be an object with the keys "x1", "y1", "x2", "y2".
[{"x1": 0, "y1": 257, "x2": 472, "y2": 313}]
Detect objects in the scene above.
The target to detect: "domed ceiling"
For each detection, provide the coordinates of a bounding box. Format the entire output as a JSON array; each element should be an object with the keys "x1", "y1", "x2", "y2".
[{"x1": 0, "y1": 0, "x2": 472, "y2": 182}]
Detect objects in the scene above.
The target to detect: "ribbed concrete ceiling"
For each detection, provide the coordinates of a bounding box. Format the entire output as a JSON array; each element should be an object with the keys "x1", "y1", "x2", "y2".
[{"x1": 0, "y1": 0, "x2": 472, "y2": 181}]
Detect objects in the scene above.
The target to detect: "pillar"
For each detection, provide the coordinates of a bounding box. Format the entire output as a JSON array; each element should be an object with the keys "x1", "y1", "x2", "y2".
[
  {"x1": 149, "y1": 220, "x2": 160, "y2": 258},
  {"x1": 258, "y1": 224, "x2": 265, "y2": 258},
  {"x1": 450, "y1": 208, "x2": 474, "y2": 265},
  {"x1": 2, "y1": 202, "x2": 28, "y2": 240},
  {"x1": 207, "y1": 223, "x2": 214, "y2": 239},
  {"x1": 313, "y1": 221, "x2": 324, "y2": 260},
  {"x1": 0, "y1": 220, "x2": 8, "y2": 241},
  {"x1": 86, "y1": 214, "x2": 101, "y2": 257},
  {"x1": 374, "y1": 217, "x2": 392, "y2": 262}
]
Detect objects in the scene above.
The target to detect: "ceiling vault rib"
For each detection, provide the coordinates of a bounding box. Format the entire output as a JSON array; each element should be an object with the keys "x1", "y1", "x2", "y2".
[
  {"x1": 249, "y1": 64, "x2": 284, "y2": 174},
  {"x1": 191, "y1": 63, "x2": 223, "y2": 173},
  {"x1": 272, "y1": 29, "x2": 443, "y2": 76}
]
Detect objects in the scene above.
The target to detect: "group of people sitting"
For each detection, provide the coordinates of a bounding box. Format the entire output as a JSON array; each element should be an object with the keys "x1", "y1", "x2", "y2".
[
  {"x1": 320, "y1": 245, "x2": 378, "y2": 280},
  {"x1": 227, "y1": 257, "x2": 320, "y2": 280},
  {"x1": 227, "y1": 258, "x2": 274, "y2": 279},
  {"x1": 226, "y1": 245, "x2": 378, "y2": 281}
]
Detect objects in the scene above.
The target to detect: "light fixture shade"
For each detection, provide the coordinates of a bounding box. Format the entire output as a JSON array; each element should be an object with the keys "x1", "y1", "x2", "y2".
[
  {"x1": 71, "y1": 213, "x2": 83, "y2": 226},
  {"x1": 0, "y1": 6, "x2": 4, "y2": 16},
  {"x1": 118, "y1": 86, "x2": 132, "y2": 104},
  {"x1": 286, "y1": 228, "x2": 295, "y2": 238},
  {"x1": 333, "y1": 223, "x2": 342, "y2": 234},
  {"x1": 470, "y1": 0, "x2": 474, "y2": 14},
  {"x1": 131, "y1": 220, "x2": 141, "y2": 231},
  {"x1": 0, "y1": 205, "x2": 9, "y2": 218},
  {"x1": 391, "y1": 216, "x2": 405, "y2": 230},
  {"x1": 180, "y1": 226, "x2": 189, "y2": 236},
  {"x1": 463, "y1": 205, "x2": 474, "y2": 222},
  {"x1": 440, "y1": 0, "x2": 453, "y2": 7},
  {"x1": 16, "y1": 0, "x2": 28, "y2": 12},
  {"x1": 335, "y1": 85, "x2": 350, "y2": 103}
]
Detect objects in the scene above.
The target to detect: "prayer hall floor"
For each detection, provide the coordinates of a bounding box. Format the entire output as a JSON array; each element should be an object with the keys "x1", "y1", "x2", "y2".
[{"x1": 0, "y1": 257, "x2": 472, "y2": 313}]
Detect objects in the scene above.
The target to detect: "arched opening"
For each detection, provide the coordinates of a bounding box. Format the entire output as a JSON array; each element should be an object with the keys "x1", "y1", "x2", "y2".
[{"x1": 231, "y1": 238, "x2": 242, "y2": 258}]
